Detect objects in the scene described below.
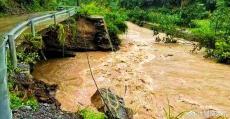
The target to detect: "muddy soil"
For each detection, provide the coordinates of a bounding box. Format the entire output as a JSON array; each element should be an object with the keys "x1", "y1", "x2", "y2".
[
  {"x1": 41, "y1": 16, "x2": 118, "y2": 58},
  {"x1": 12, "y1": 75, "x2": 80, "y2": 119},
  {"x1": 33, "y1": 22, "x2": 230, "y2": 119}
]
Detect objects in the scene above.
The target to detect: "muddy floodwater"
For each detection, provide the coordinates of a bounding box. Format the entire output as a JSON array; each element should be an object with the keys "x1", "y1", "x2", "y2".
[{"x1": 33, "y1": 22, "x2": 230, "y2": 119}]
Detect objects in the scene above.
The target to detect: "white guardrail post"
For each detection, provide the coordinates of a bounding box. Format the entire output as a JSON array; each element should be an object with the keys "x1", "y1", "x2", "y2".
[
  {"x1": 0, "y1": 40, "x2": 12, "y2": 119},
  {"x1": 30, "y1": 20, "x2": 36, "y2": 37},
  {"x1": 53, "y1": 13, "x2": 57, "y2": 24},
  {"x1": 68, "y1": 10, "x2": 71, "y2": 17},
  {"x1": 8, "y1": 34, "x2": 17, "y2": 68},
  {"x1": 0, "y1": 7, "x2": 77, "y2": 118}
]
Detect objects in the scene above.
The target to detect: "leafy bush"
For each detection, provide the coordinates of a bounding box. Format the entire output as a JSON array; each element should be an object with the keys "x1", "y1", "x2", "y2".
[
  {"x1": 127, "y1": 7, "x2": 180, "y2": 30},
  {"x1": 16, "y1": 34, "x2": 43, "y2": 64},
  {"x1": 178, "y1": 3, "x2": 208, "y2": 27},
  {"x1": 10, "y1": 93, "x2": 24, "y2": 110},
  {"x1": 204, "y1": 6, "x2": 230, "y2": 63},
  {"x1": 56, "y1": 24, "x2": 66, "y2": 46},
  {"x1": 17, "y1": 52, "x2": 40, "y2": 64},
  {"x1": 212, "y1": 39, "x2": 230, "y2": 63},
  {"x1": 190, "y1": 19, "x2": 216, "y2": 48},
  {"x1": 149, "y1": 11, "x2": 179, "y2": 30},
  {"x1": 80, "y1": 108, "x2": 107, "y2": 119},
  {"x1": 10, "y1": 92, "x2": 39, "y2": 110},
  {"x1": 79, "y1": 2, "x2": 127, "y2": 35},
  {"x1": 211, "y1": 7, "x2": 230, "y2": 36},
  {"x1": 105, "y1": 10, "x2": 128, "y2": 34},
  {"x1": 25, "y1": 97, "x2": 39, "y2": 110},
  {"x1": 127, "y1": 7, "x2": 148, "y2": 26},
  {"x1": 127, "y1": 7, "x2": 181, "y2": 36}
]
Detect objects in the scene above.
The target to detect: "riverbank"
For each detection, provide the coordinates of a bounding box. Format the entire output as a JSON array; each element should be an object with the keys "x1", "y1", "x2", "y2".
[{"x1": 13, "y1": 103, "x2": 81, "y2": 119}]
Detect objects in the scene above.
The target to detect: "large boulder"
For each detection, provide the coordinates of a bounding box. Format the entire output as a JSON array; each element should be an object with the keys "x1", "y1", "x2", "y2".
[{"x1": 91, "y1": 88, "x2": 133, "y2": 119}]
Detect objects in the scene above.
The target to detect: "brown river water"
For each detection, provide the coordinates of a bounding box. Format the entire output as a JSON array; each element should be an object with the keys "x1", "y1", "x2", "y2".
[{"x1": 33, "y1": 22, "x2": 230, "y2": 119}]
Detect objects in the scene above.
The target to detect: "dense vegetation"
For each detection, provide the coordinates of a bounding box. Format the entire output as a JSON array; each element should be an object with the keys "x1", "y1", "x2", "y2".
[
  {"x1": 79, "y1": 0, "x2": 230, "y2": 64},
  {"x1": 78, "y1": 2, "x2": 127, "y2": 38},
  {"x1": 0, "y1": 0, "x2": 78, "y2": 14}
]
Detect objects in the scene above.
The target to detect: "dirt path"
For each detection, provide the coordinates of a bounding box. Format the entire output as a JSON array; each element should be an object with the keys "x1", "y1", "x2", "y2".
[{"x1": 33, "y1": 22, "x2": 230, "y2": 119}]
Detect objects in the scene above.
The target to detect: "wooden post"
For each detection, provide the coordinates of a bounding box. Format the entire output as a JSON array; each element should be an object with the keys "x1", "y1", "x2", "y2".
[
  {"x1": 31, "y1": 20, "x2": 36, "y2": 37},
  {"x1": 8, "y1": 34, "x2": 17, "y2": 68}
]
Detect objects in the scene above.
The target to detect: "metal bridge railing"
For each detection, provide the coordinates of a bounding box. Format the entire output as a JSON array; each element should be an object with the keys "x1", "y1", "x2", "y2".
[{"x1": 0, "y1": 7, "x2": 78, "y2": 119}]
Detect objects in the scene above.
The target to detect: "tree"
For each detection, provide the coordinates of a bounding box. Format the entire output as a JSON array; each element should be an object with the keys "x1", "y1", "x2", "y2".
[
  {"x1": 211, "y1": 7, "x2": 230, "y2": 36},
  {"x1": 209, "y1": 7, "x2": 230, "y2": 63}
]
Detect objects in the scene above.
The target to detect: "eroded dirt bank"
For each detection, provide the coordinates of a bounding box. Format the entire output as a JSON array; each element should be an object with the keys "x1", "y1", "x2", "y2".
[{"x1": 33, "y1": 22, "x2": 230, "y2": 119}]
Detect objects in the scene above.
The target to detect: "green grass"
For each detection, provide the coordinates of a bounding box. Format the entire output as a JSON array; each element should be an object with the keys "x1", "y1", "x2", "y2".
[
  {"x1": 189, "y1": 19, "x2": 214, "y2": 37},
  {"x1": 79, "y1": 2, "x2": 128, "y2": 34},
  {"x1": 10, "y1": 92, "x2": 39, "y2": 110},
  {"x1": 163, "y1": 99, "x2": 188, "y2": 119},
  {"x1": 147, "y1": 10, "x2": 180, "y2": 27},
  {"x1": 80, "y1": 108, "x2": 107, "y2": 119},
  {"x1": 10, "y1": 93, "x2": 24, "y2": 110}
]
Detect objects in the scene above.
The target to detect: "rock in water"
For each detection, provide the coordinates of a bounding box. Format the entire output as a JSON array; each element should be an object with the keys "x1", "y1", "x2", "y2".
[
  {"x1": 91, "y1": 88, "x2": 133, "y2": 119},
  {"x1": 164, "y1": 35, "x2": 177, "y2": 43}
]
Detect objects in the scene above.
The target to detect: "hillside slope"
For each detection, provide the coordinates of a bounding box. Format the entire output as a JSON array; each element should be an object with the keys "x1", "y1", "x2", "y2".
[{"x1": 0, "y1": 0, "x2": 64, "y2": 15}]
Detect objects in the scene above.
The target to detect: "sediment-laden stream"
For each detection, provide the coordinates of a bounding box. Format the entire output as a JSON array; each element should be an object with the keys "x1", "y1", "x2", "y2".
[{"x1": 33, "y1": 22, "x2": 230, "y2": 119}]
